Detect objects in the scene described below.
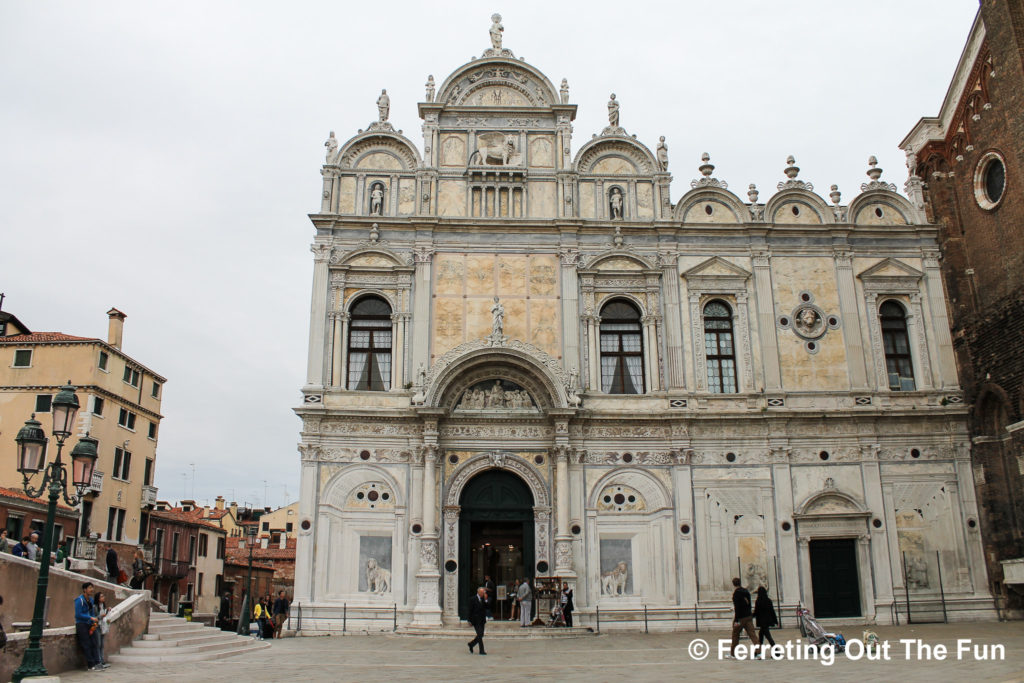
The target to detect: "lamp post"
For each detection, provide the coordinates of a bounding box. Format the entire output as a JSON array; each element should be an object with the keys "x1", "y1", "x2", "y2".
[
  {"x1": 236, "y1": 523, "x2": 258, "y2": 635},
  {"x1": 12, "y1": 382, "x2": 97, "y2": 682}
]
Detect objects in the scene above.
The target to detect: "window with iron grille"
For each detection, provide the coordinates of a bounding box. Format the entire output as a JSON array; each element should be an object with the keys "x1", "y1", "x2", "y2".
[
  {"x1": 347, "y1": 296, "x2": 392, "y2": 391},
  {"x1": 704, "y1": 300, "x2": 738, "y2": 393}
]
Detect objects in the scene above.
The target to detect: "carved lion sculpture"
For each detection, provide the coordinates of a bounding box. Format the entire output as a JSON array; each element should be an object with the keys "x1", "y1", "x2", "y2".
[
  {"x1": 601, "y1": 561, "x2": 629, "y2": 596},
  {"x1": 471, "y1": 134, "x2": 517, "y2": 166},
  {"x1": 366, "y1": 558, "x2": 391, "y2": 594}
]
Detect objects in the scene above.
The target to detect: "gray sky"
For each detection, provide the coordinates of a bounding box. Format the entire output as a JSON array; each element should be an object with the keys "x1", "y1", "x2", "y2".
[{"x1": 0, "y1": 1, "x2": 977, "y2": 509}]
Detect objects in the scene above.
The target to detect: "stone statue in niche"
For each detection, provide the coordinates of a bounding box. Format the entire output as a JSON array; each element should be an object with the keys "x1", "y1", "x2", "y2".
[
  {"x1": 601, "y1": 562, "x2": 629, "y2": 596},
  {"x1": 491, "y1": 296, "x2": 505, "y2": 335},
  {"x1": 657, "y1": 136, "x2": 669, "y2": 171},
  {"x1": 366, "y1": 558, "x2": 391, "y2": 594},
  {"x1": 324, "y1": 131, "x2": 338, "y2": 163},
  {"x1": 607, "y1": 93, "x2": 619, "y2": 128},
  {"x1": 794, "y1": 307, "x2": 823, "y2": 338},
  {"x1": 370, "y1": 184, "x2": 385, "y2": 215},
  {"x1": 906, "y1": 555, "x2": 929, "y2": 589},
  {"x1": 376, "y1": 89, "x2": 390, "y2": 122},
  {"x1": 425, "y1": 75, "x2": 435, "y2": 102},
  {"x1": 489, "y1": 13, "x2": 504, "y2": 49},
  {"x1": 560, "y1": 78, "x2": 569, "y2": 104},
  {"x1": 609, "y1": 187, "x2": 624, "y2": 220}
]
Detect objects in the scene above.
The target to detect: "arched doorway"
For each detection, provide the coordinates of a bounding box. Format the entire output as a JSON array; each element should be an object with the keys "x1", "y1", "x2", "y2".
[{"x1": 457, "y1": 469, "x2": 535, "y2": 620}]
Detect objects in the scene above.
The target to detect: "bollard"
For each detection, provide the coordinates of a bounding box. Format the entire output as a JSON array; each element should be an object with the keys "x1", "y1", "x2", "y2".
[
  {"x1": 643, "y1": 605, "x2": 648, "y2": 634},
  {"x1": 343, "y1": 603, "x2": 347, "y2": 632},
  {"x1": 596, "y1": 605, "x2": 600, "y2": 633}
]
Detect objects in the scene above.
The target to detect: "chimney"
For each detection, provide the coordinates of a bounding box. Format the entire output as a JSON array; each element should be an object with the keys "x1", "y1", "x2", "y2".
[
  {"x1": 107, "y1": 308, "x2": 126, "y2": 349},
  {"x1": 215, "y1": 496, "x2": 225, "y2": 511},
  {"x1": 230, "y1": 501, "x2": 238, "y2": 518}
]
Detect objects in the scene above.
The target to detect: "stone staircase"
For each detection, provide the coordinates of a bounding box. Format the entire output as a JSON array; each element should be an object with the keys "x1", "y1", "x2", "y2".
[
  {"x1": 107, "y1": 611, "x2": 271, "y2": 663},
  {"x1": 398, "y1": 619, "x2": 597, "y2": 639}
]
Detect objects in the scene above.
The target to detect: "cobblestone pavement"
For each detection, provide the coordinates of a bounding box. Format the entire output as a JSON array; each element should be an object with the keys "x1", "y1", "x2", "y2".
[{"x1": 58, "y1": 622, "x2": 1024, "y2": 683}]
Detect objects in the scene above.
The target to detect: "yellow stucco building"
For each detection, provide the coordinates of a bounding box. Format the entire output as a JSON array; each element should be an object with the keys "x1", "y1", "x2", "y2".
[{"x1": 0, "y1": 306, "x2": 164, "y2": 546}]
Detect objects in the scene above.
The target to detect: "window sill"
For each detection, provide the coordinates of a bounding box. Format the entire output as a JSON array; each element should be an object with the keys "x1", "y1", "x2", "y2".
[{"x1": 117, "y1": 425, "x2": 136, "y2": 432}]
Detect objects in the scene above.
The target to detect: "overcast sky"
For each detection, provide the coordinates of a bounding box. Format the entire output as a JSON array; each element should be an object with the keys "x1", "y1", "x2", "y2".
[{"x1": 0, "y1": 2, "x2": 978, "y2": 510}]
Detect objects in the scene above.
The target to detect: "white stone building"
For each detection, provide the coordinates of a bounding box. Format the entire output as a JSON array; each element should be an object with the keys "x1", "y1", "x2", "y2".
[{"x1": 293, "y1": 19, "x2": 993, "y2": 630}]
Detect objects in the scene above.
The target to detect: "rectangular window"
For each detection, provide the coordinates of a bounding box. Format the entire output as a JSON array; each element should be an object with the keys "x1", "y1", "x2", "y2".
[
  {"x1": 262, "y1": 521, "x2": 269, "y2": 531},
  {"x1": 148, "y1": 422, "x2": 157, "y2": 439},
  {"x1": 154, "y1": 528, "x2": 165, "y2": 557},
  {"x1": 189, "y1": 535, "x2": 196, "y2": 563},
  {"x1": 118, "y1": 408, "x2": 136, "y2": 430},
  {"x1": 122, "y1": 366, "x2": 140, "y2": 387},
  {"x1": 5, "y1": 515, "x2": 23, "y2": 540},
  {"x1": 92, "y1": 396, "x2": 104, "y2": 416},
  {"x1": 113, "y1": 447, "x2": 131, "y2": 480},
  {"x1": 216, "y1": 537, "x2": 225, "y2": 560},
  {"x1": 186, "y1": 583, "x2": 194, "y2": 601},
  {"x1": 98, "y1": 351, "x2": 109, "y2": 371},
  {"x1": 171, "y1": 532, "x2": 180, "y2": 559},
  {"x1": 286, "y1": 522, "x2": 293, "y2": 533},
  {"x1": 151, "y1": 381, "x2": 161, "y2": 398},
  {"x1": 198, "y1": 533, "x2": 208, "y2": 557},
  {"x1": 197, "y1": 572, "x2": 204, "y2": 596},
  {"x1": 144, "y1": 459, "x2": 153, "y2": 486},
  {"x1": 106, "y1": 507, "x2": 125, "y2": 542},
  {"x1": 271, "y1": 532, "x2": 281, "y2": 545},
  {"x1": 13, "y1": 349, "x2": 32, "y2": 367},
  {"x1": 35, "y1": 394, "x2": 52, "y2": 413}
]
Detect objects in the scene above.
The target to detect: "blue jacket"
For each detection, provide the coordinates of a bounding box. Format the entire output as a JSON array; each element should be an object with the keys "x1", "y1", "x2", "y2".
[{"x1": 74, "y1": 595, "x2": 95, "y2": 625}]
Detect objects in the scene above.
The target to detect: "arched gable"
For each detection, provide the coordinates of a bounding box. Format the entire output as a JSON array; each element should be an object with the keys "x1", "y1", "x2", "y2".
[
  {"x1": 336, "y1": 133, "x2": 421, "y2": 171},
  {"x1": 575, "y1": 137, "x2": 657, "y2": 176},
  {"x1": 344, "y1": 289, "x2": 397, "y2": 314},
  {"x1": 848, "y1": 190, "x2": 916, "y2": 226},
  {"x1": 436, "y1": 57, "x2": 560, "y2": 107},
  {"x1": 796, "y1": 489, "x2": 866, "y2": 517},
  {"x1": 587, "y1": 468, "x2": 670, "y2": 511},
  {"x1": 764, "y1": 188, "x2": 832, "y2": 225},
  {"x1": 674, "y1": 186, "x2": 747, "y2": 223},
  {"x1": 321, "y1": 464, "x2": 405, "y2": 512},
  {"x1": 337, "y1": 247, "x2": 408, "y2": 269},
  {"x1": 583, "y1": 250, "x2": 657, "y2": 272}
]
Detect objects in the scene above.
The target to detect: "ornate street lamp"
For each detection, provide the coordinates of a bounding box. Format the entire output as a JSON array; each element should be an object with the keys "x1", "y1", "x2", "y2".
[
  {"x1": 12, "y1": 382, "x2": 97, "y2": 683},
  {"x1": 236, "y1": 523, "x2": 259, "y2": 635}
]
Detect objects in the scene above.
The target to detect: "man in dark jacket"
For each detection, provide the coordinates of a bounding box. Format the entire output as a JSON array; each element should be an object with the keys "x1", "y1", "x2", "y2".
[
  {"x1": 728, "y1": 577, "x2": 760, "y2": 658},
  {"x1": 105, "y1": 548, "x2": 120, "y2": 583},
  {"x1": 467, "y1": 587, "x2": 488, "y2": 655}
]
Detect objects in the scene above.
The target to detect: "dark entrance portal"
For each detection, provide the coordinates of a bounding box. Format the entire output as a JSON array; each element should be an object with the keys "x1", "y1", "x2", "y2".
[
  {"x1": 809, "y1": 538, "x2": 861, "y2": 618},
  {"x1": 458, "y1": 469, "x2": 534, "y2": 620}
]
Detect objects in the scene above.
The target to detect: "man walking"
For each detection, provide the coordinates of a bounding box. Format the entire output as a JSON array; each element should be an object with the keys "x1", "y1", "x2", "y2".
[
  {"x1": 517, "y1": 578, "x2": 532, "y2": 627},
  {"x1": 272, "y1": 590, "x2": 289, "y2": 638},
  {"x1": 105, "y1": 547, "x2": 120, "y2": 583},
  {"x1": 74, "y1": 582, "x2": 106, "y2": 671},
  {"x1": 467, "y1": 586, "x2": 488, "y2": 655},
  {"x1": 728, "y1": 577, "x2": 759, "y2": 658}
]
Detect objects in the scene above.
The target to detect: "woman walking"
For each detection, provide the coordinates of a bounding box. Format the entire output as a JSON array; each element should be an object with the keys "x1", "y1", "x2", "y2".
[{"x1": 753, "y1": 586, "x2": 778, "y2": 655}]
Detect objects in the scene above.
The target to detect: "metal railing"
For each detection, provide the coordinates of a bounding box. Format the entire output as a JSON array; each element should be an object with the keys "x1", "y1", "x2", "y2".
[
  {"x1": 290, "y1": 603, "x2": 397, "y2": 633},
  {"x1": 593, "y1": 603, "x2": 797, "y2": 634}
]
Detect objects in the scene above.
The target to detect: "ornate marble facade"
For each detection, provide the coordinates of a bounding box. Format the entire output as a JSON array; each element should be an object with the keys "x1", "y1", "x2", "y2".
[{"x1": 293, "y1": 19, "x2": 992, "y2": 631}]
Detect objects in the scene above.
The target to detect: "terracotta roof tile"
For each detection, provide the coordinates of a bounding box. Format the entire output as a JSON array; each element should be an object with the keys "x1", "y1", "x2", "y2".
[
  {"x1": 150, "y1": 508, "x2": 226, "y2": 532},
  {"x1": 0, "y1": 486, "x2": 77, "y2": 512},
  {"x1": 0, "y1": 332, "x2": 100, "y2": 343}
]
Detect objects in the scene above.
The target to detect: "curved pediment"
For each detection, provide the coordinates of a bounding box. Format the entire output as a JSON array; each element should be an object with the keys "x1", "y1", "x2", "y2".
[
  {"x1": 436, "y1": 58, "x2": 559, "y2": 108},
  {"x1": 336, "y1": 133, "x2": 421, "y2": 171},
  {"x1": 764, "y1": 188, "x2": 833, "y2": 226},
  {"x1": 797, "y1": 490, "x2": 866, "y2": 517},
  {"x1": 575, "y1": 137, "x2": 657, "y2": 176},
  {"x1": 675, "y1": 186, "x2": 748, "y2": 223},
  {"x1": 332, "y1": 246, "x2": 409, "y2": 269},
  {"x1": 848, "y1": 190, "x2": 916, "y2": 226}
]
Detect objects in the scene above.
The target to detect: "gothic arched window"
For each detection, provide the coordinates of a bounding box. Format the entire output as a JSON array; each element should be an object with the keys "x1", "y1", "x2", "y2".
[
  {"x1": 703, "y1": 300, "x2": 737, "y2": 393},
  {"x1": 347, "y1": 296, "x2": 392, "y2": 391},
  {"x1": 880, "y1": 300, "x2": 915, "y2": 391},
  {"x1": 599, "y1": 300, "x2": 644, "y2": 394}
]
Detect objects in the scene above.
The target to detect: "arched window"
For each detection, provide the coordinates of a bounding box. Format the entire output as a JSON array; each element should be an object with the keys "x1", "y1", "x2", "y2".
[
  {"x1": 599, "y1": 300, "x2": 644, "y2": 394},
  {"x1": 880, "y1": 300, "x2": 914, "y2": 391},
  {"x1": 703, "y1": 300, "x2": 737, "y2": 393},
  {"x1": 347, "y1": 296, "x2": 392, "y2": 391}
]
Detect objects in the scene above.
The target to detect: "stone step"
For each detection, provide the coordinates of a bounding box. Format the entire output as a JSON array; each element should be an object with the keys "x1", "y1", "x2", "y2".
[
  {"x1": 135, "y1": 631, "x2": 240, "y2": 647},
  {"x1": 396, "y1": 625, "x2": 596, "y2": 639},
  {"x1": 145, "y1": 625, "x2": 210, "y2": 638},
  {"x1": 108, "y1": 634, "x2": 270, "y2": 663},
  {"x1": 108, "y1": 638, "x2": 270, "y2": 664}
]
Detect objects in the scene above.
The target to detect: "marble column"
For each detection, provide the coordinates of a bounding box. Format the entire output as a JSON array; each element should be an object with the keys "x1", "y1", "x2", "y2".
[
  {"x1": 330, "y1": 313, "x2": 343, "y2": 387},
  {"x1": 305, "y1": 244, "x2": 331, "y2": 390},
  {"x1": 320, "y1": 169, "x2": 333, "y2": 213},
  {"x1": 293, "y1": 452, "x2": 318, "y2": 603},
  {"x1": 412, "y1": 443, "x2": 442, "y2": 625},
  {"x1": 410, "y1": 248, "x2": 434, "y2": 391},
  {"x1": 659, "y1": 254, "x2": 685, "y2": 389},
  {"x1": 553, "y1": 445, "x2": 574, "y2": 575},
  {"x1": 559, "y1": 249, "x2": 581, "y2": 380},
  {"x1": 833, "y1": 249, "x2": 869, "y2": 389},
  {"x1": 922, "y1": 250, "x2": 959, "y2": 388},
  {"x1": 585, "y1": 315, "x2": 601, "y2": 392},
  {"x1": 751, "y1": 250, "x2": 782, "y2": 391}
]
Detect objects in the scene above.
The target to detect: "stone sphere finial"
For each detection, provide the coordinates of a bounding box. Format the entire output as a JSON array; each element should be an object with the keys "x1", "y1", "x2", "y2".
[
  {"x1": 784, "y1": 156, "x2": 800, "y2": 179},
  {"x1": 747, "y1": 183, "x2": 759, "y2": 203}
]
